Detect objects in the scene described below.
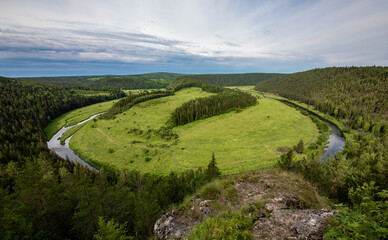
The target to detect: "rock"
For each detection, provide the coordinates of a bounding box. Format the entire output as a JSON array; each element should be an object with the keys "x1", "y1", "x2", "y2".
[
  {"x1": 291, "y1": 209, "x2": 339, "y2": 239},
  {"x1": 254, "y1": 209, "x2": 338, "y2": 239},
  {"x1": 274, "y1": 193, "x2": 303, "y2": 209},
  {"x1": 199, "y1": 200, "x2": 212, "y2": 215},
  {"x1": 154, "y1": 211, "x2": 185, "y2": 240},
  {"x1": 265, "y1": 202, "x2": 288, "y2": 211}
]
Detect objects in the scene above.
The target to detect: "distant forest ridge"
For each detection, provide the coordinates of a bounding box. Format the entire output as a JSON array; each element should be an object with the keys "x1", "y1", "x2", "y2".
[
  {"x1": 20, "y1": 72, "x2": 182, "y2": 90},
  {"x1": 255, "y1": 66, "x2": 388, "y2": 133},
  {"x1": 175, "y1": 73, "x2": 284, "y2": 86},
  {"x1": 19, "y1": 72, "x2": 284, "y2": 89}
]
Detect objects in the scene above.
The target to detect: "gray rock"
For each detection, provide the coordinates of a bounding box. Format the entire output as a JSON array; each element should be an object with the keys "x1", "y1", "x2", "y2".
[
  {"x1": 199, "y1": 200, "x2": 212, "y2": 215},
  {"x1": 154, "y1": 211, "x2": 185, "y2": 240},
  {"x1": 291, "y1": 209, "x2": 339, "y2": 239}
]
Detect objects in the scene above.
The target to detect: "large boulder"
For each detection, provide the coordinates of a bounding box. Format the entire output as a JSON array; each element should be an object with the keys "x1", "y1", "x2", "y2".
[{"x1": 154, "y1": 211, "x2": 186, "y2": 240}]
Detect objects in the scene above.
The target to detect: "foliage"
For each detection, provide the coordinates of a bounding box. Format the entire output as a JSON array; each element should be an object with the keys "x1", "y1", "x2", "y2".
[
  {"x1": 188, "y1": 210, "x2": 254, "y2": 240},
  {"x1": 0, "y1": 77, "x2": 124, "y2": 165},
  {"x1": 170, "y1": 89, "x2": 257, "y2": 127},
  {"x1": 22, "y1": 72, "x2": 182, "y2": 90},
  {"x1": 294, "y1": 139, "x2": 304, "y2": 153},
  {"x1": 206, "y1": 152, "x2": 221, "y2": 180},
  {"x1": 175, "y1": 73, "x2": 284, "y2": 86},
  {"x1": 256, "y1": 67, "x2": 388, "y2": 238},
  {"x1": 0, "y1": 77, "x2": 212, "y2": 239},
  {"x1": 255, "y1": 66, "x2": 388, "y2": 136},
  {"x1": 324, "y1": 185, "x2": 388, "y2": 240},
  {"x1": 94, "y1": 217, "x2": 133, "y2": 240},
  {"x1": 101, "y1": 90, "x2": 174, "y2": 119},
  {"x1": 277, "y1": 149, "x2": 295, "y2": 171}
]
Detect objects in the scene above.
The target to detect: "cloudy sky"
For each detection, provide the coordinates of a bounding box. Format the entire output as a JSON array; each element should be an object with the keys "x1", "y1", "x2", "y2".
[{"x1": 1, "y1": 0, "x2": 387, "y2": 77}]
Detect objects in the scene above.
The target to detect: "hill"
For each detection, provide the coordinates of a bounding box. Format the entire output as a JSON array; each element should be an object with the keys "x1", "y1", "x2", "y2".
[
  {"x1": 175, "y1": 73, "x2": 284, "y2": 86},
  {"x1": 255, "y1": 66, "x2": 388, "y2": 133},
  {"x1": 21, "y1": 72, "x2": 182, "y2": 90}
]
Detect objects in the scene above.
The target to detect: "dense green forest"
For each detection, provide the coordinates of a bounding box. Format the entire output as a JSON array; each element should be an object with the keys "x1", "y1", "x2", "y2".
[
  {"x1": 168, "y1": 79, "x2": 257, "y2": 126},
  {"x1": 256, "y1": 67, "x2": 388, "y2": 239},
  {"x1": 22, "y1": 72, "x2": 182, "y2": 90},
  {"x1": 175, "y1": 72, "x2": 284, "y2": 86},
  {"x1": 255, "y1": 66, "x2": 388, "y2": 133},
  {"x1": 0, "y1": 77, "x2": 124, "y2": 165},
  {"x1": 170, "y1": 90, "x2": 257, "y2": 126},
  {"x1": 0, "y1": 76, "x2": 216, "y2": 239}
]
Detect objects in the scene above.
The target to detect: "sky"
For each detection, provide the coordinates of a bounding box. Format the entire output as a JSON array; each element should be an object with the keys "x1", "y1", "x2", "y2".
[{"x1": 0, "y1": 0, "x2": 387, "y2": 77}]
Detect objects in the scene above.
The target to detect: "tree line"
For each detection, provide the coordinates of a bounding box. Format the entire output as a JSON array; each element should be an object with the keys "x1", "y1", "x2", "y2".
[
  {"x1": 175, "y1": 72, "x2": 284, "y2": 86},
  {"x1": 22, "y1": 73, "x2": 182, "y2": 90},
  {"x1": 101, "y1": 90, "x2": 174, "y2": 120},
  {"x1": 170, "y1": 90, "x2": 257, "y2": 126}
]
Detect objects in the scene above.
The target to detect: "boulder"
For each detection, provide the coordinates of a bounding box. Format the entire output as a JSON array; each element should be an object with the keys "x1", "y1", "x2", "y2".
[{"x1": 154, "y1": 211, "x2": 185, "y2": 240}]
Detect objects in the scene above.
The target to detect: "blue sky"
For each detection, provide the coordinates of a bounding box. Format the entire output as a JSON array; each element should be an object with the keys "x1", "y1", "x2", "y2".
[{"x1": 0, "y1": 0, "x2": 387, "y2": 77}]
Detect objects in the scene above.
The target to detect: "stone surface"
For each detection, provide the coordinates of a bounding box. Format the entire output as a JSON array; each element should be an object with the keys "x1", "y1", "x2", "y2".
[{"x1": 154, "y1": 211, "x2": 185, "y2": 240}]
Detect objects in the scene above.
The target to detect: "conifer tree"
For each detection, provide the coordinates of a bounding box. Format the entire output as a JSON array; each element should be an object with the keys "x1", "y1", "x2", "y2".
[{"x1": 206, "y1": 152, "x2": 221, "y2": 180}]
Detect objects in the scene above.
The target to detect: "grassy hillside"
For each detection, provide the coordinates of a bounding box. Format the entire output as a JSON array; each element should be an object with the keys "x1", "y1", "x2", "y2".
[
  {"x1": 69, "y1": 87, "x2": 316, "y2": 174},
  {"x1": 255, "y1": 66, "x2": 388, "y2": 133},
  {"x1": 175, "y1": 73, "x2": 284, "y2": 86}
]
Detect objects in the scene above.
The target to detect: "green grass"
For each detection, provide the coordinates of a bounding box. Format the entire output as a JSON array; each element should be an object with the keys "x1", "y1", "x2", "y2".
[
  {"x1": 45, "y1": 98, "x2": 120, "y2": 140},
  {"x1": 69, "y1": 87, "x2": 317, "y2": 175}
]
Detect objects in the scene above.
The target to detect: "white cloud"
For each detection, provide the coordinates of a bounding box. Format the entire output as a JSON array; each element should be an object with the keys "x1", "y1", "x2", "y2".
[{"x1": 0, "y1": 0, "x2": 387, "y2": 76}]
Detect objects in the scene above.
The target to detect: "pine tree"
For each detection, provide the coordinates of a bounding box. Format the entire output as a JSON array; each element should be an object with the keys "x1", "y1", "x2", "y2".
[
  {"x1": 206, "y1": 152, "x2": 221, "y2": 180},
  {"x1": 295, "y1": 139, "x2": 304, "y2": 153}
]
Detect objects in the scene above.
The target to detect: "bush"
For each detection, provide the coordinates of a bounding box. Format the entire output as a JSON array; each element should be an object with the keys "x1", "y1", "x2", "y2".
[
  {"x1": 189, "y1": 210, "x2": 254, "y2": 240},
  {"x1": 324, "y1": 184, "x2": 388, "y2": 240}
]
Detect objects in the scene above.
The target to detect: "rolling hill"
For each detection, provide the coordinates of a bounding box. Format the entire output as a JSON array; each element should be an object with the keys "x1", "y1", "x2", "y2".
[{"x1": 255, "y1": 66, "x2": 388, "y2": 133}]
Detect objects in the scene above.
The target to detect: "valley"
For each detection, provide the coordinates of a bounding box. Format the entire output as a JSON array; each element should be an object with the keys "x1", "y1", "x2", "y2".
[{"x1": 48, "y1": 87, "x2": 317, "y2": 175}]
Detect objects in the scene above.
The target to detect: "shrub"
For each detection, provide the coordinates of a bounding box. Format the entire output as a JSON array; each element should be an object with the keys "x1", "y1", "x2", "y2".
[{"x1": 189, "y1": 210, "x2": 254, "y2": 240}]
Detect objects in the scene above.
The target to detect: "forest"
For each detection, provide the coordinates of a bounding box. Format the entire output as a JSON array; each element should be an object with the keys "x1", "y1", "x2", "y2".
[
  {"x1": 170, "y1": 90, "x2": 257, "y2": 126},
  {"x1": 0, "y1": 76, "x2": 218, "y2": 239},
  {"x1": 175, "y1": 72, "x2": 283, "y2": 86},
  {"x1": 21, "y1": 72, "x2": 182, "y2": 90},
  {"x1": 255, "y1": 66, "x2": 388, "y2": 134},
  {"x1": 256, "y1": 67, "x2": 388, "y2": 239}
]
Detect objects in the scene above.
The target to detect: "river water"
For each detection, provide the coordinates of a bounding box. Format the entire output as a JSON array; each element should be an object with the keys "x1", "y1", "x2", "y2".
[
  {"x1": 260, "y1": 93, "x2": 345, "y2": 160},
  {"x1": 47, "y1": 113, "x2": 104, "y2": 171}
]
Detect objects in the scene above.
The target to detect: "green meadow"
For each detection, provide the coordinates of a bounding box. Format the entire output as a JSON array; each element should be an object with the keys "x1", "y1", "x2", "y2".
[
  {"x1": 69, "y1": 87, "x2": 317, "y2": 175},
  {"x1": 45, "y1": 98, "x2": 119, "y2": 140}
]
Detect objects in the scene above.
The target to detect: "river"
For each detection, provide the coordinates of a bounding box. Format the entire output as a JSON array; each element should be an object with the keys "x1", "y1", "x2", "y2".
[
  {"x1": 260, "y1": 93, "x2": 345, "y2": 160},
  {"x1": 47, "y1": 113, "x2": 104, "y2": 171}
]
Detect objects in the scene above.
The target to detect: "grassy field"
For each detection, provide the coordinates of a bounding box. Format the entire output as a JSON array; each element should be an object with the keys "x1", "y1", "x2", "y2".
[
  {"x1": 69, "y1": 87, "x2": 317, "y2": 175},
  {"x1": 45, "y1": 98, "x2": 119, "y2": 140}
]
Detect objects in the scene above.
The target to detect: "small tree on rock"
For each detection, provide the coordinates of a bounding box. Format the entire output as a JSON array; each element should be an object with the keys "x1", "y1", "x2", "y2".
[{"x1": 206, "y1": 152, "x2": 221, "y2": 180}]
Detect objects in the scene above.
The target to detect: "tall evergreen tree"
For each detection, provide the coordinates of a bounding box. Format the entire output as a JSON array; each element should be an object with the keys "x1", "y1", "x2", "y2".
[{"x1": 206, "y1": 152, "x2": 221, "y2": 180}]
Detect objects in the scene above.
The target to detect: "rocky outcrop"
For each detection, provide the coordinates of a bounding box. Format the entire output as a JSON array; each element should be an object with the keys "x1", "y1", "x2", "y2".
[
  {"x1": 154, "y1": 211, "x2": 187, "y2": 240},
  {"x1": 254, "y1": 194, "x2": 338, "y2": 239},
  {"x1": 153, "y1": 173, "x2": 338, "y2": 240}
]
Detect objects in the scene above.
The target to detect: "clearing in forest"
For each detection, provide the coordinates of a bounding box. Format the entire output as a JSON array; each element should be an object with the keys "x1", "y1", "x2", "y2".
[{"x1": 66, "y1": 87, "x2": 316, "y2": 175}]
